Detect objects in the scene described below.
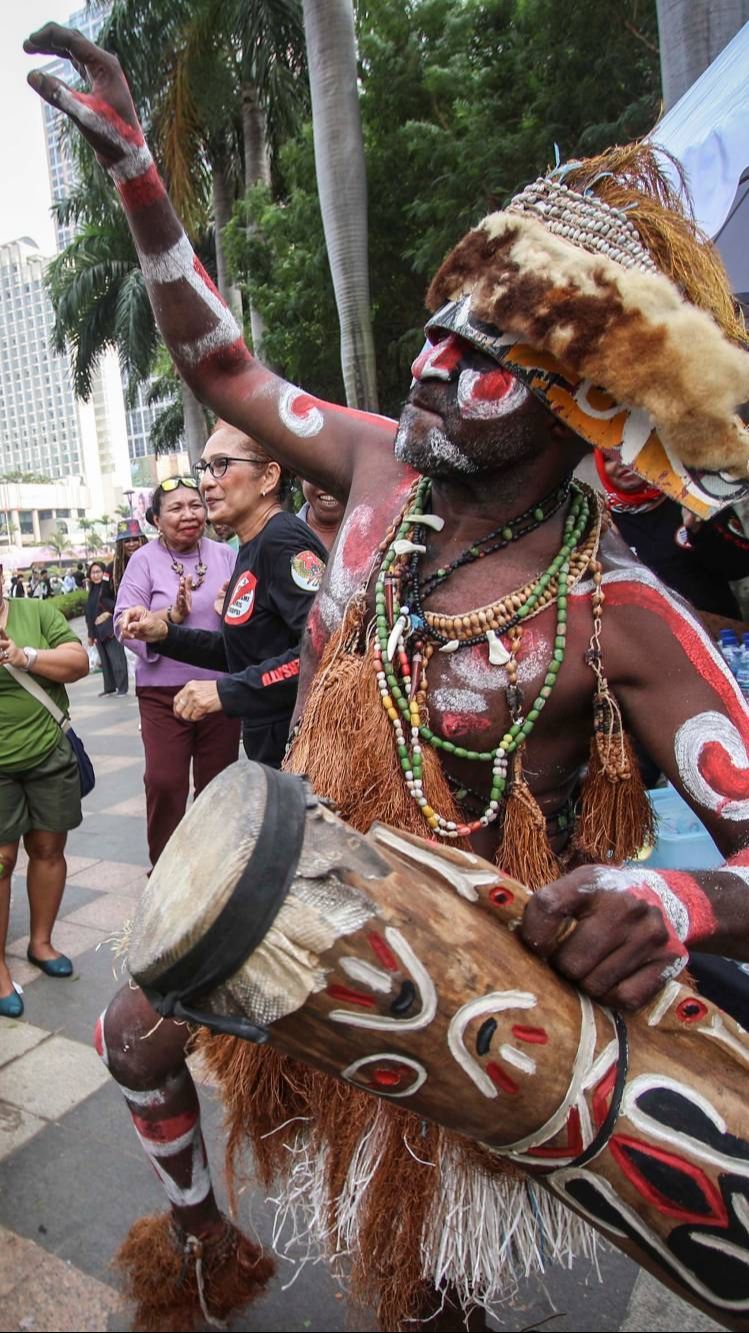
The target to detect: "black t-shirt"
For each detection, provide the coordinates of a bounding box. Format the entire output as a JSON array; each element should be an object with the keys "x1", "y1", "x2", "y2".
[
  {"x1": 612, "y1": 500, "x2": 749, "y2": 619},
  {"x1": 155, "y1": 511, "x2": 327, "y2": 763}
]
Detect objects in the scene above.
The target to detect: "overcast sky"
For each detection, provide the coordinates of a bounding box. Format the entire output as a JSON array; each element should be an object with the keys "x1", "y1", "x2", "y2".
[{"x1": 0, "y1": 0, "x2": 82, "y2": 254}]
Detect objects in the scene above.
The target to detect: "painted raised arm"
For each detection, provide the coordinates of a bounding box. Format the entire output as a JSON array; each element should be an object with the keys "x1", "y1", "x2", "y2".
[{"x1": 24, "y1": 23, "x2": 395, "y2": 497}]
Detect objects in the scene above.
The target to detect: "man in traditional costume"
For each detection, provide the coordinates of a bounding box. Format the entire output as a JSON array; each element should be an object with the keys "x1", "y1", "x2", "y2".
[{"x1": 25, "y1": 23, "x2": 749, "y2": 1333}]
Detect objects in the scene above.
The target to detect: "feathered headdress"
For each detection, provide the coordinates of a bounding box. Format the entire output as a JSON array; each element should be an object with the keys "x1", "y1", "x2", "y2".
[{"x1": 425, "y1": 144, "x2": 749, "y2": 517}]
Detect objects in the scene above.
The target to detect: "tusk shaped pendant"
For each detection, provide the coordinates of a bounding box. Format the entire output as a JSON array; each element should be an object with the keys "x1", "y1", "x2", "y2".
[
  {"x1": 392, "y1": 539, "x2": 427, "y2": 556},
  {"x1": 486, "y1": 629, "x2": 511, "y2": 666},
  {"x1": 387, "y1": 614, "x2": 408, "y2": 661},
  {"x1": 439, "y1": 639, "x2": 460, "y2": 653},
  {"x1": 402, "y1": 513, "x2": 445, "y2": 531}
]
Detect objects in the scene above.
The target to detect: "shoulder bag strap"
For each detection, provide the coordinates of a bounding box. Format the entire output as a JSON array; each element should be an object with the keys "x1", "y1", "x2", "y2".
[{"x1": 2, "y1": 662, "x2": 70, "y2": 732}]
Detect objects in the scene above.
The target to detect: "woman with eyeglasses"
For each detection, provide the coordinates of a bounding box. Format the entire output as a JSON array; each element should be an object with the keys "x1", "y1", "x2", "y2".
[
  {"x1": 120, "y1": 423, "x2": 327, "y2": 769},
  {"x1": 114, "y1": 478, "x2": 240, "y2": 866}
]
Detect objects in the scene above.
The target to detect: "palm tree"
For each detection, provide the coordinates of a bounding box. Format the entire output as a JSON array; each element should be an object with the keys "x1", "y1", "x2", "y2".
[
  {"x1": 656, "y1": 0, "x2": 749, "y2": 107},
  {"x1": 302, "y1": 0, "x2": 378, "y2": 410},
  {"x1": 47, "y1": 526, "x2": 71, "y2": 560}
]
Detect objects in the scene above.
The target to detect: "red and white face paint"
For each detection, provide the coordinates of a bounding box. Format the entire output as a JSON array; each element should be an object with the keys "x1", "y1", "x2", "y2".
[{"x1": 411, "y1": 335, "x2": 529, "y2": 420}]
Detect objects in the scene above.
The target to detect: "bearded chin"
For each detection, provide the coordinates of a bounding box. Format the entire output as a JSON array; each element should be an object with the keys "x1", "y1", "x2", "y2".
[{"x1": 393, "y1": 417, "x2": 480, "y2": 477}]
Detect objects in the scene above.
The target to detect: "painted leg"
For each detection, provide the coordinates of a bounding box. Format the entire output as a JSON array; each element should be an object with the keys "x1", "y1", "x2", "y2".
[
  {"x1": 97, "y1": 983, "x2": 273, "y2": 1331},
  {"x1": 0, "y1": 841, "x2": 19, "y2": 1001},
  {"x1": 24, "y1": 829, "x2": 67, "y2": 963}
]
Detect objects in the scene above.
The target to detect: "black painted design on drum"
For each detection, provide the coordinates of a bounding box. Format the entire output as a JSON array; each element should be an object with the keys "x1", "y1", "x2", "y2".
[
  {"x1": 562, "y1": 1173, "x2": 749, "y2": 1307},
  {"x1": 636, "y1": 1087, "x2": 749, "y2": 1163},
  {"x1": 390, "y1": 980, "x2": 417, "y2": 1016},
  {"x1": 476, "y1": 1017, "x2": 497, "y2": 1056}
]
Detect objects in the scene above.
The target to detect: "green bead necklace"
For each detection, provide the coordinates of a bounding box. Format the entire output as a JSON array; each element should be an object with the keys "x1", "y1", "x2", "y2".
[{"x1": 372, "y1": 479, "x2": 590, "y2": 839}]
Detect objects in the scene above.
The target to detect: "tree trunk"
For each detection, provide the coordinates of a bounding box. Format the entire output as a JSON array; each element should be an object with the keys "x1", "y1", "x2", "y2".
[
  {"x1": 240, "y1": 80, "x2": 271, "y2": 360},
  {"x1": 212, "y1": 163, "x2": 243, "y2": 321},
  {"x1": 656, "y1": 0, "x2": 749, "y2": 108},
  {"x1": 302, "y1": 0, "x2": 379, "y2": 411},
  {"x1": 181, "y1": 379, "x2": 209, "y2": 466}
]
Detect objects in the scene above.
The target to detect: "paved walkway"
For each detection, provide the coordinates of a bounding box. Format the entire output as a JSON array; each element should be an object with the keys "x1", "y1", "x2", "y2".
[{"x1": 0, "y1": 636, "x2": 724, "y2": 1331}]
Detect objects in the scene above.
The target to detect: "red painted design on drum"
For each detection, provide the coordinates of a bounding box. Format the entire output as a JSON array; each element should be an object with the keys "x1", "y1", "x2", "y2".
[
  {"x1": 93, "y1": 1015, "x2": 105, "y2": 1059},
  {"x1": 132, "y1": 1109, "x2": 198, "y2": 1142},
  {"x1": 442, "y1": 711, "x2": 493, "y2": 738},
  {"x1": 592, "y1": 1061, "x2": 618, "y2": 1128},
  {"x1": 224, "y1": 570, "x2": 257, "y2": 626},
  {"x1": 526, "y1": 1107, "x2": 583, "y2": 1159},
  {"x1": 326, "y1": 983, "x2": 378, "y2": 1008},
  {"x1": 661, "y1": 870, "x2": 717, "y2": 942},
  {"x1": 367, "y1": 931, "x2": 399, "y2": 972},
  {"x1": 371, "y1": 1066, "x2": 411, "y2": 1088},
  {"x1": 485, "y1": 1061, "x2": 519, "y2": 1095},
  {"x1": 676, "y1": 997, "x2": 709, "y2": 1024},
  {"x1": 488, "y1": 886, "x2": 514, "y2": 907},
  {"x1": 511, "y1": 1025, "x2": 548, "y2": 1044},
  {"x1": 609, "y1": 1134, "x2": 729, "y2": 1227}
]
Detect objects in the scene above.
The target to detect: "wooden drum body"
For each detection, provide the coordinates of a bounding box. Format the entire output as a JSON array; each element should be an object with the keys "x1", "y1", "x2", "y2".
[{"x1": 128, "y1": 761, "x2": 749, "y2": 1327}]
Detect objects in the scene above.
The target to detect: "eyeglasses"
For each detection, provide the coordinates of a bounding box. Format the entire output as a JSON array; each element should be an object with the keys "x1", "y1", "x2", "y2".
[
  {"x1": 160, "y1": 476, "x2": 200, "y2": 492},
  {"x1": 192, "y1": 456, "x2": 268, "y2": 480}
]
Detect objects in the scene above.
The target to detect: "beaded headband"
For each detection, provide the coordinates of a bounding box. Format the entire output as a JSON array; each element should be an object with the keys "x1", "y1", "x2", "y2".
[
  {"x1": 426, "y1": 152, "x2": 749, "y2": 519},
  {"x1": 507, "y1": 175, "x2": 658, "y2": 275}
]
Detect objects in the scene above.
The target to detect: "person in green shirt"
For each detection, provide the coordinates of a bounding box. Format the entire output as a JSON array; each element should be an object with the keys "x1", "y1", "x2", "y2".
[{"x1": 0, "y1": 568, "x2": 89, "y2": 1017}]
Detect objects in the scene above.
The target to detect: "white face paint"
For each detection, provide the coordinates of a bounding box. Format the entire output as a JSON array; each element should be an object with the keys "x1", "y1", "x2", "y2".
[
  {"x1": 393, "y1": 417, "x2": 479, "y2": 473},
  {"x1": 278, "y1": 383, "x2": 324, "y2": 437}
]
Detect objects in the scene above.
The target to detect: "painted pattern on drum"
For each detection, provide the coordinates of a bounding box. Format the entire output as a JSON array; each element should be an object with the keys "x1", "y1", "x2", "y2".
[{"x1": 341, "y1": 1053, "x2": 428, "y2": 1098}]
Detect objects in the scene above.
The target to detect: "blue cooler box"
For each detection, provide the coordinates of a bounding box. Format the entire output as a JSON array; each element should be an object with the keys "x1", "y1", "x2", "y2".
[{"x1": 645, "y1": 784, "x2": 722, "y2": 870}]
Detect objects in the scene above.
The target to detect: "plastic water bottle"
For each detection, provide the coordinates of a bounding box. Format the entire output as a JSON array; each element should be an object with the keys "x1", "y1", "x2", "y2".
[
  {"x1": 719, "y1": 630, "x2": 739, "y2": 674},
  {"x1": 736, "y1": 653, "x2": 749, "y2": 702}
]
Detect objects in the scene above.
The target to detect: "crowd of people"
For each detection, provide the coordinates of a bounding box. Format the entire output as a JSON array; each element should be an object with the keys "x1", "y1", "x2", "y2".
[{"x1": 3, "y1": 15, "x2": 749, "y2": 1333}]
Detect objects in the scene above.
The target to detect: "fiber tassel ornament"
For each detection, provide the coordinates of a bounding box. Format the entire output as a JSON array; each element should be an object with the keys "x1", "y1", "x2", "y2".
[
  {"x1": 495, "y1": 752, "x2": 561, "y2": 890},
  {"x1": 112, "y1": 1212, "x2": 273, "y2": 1332},
  {"x1": 572, "y1": 559, "x2": 655, "y2": 863},
  {"x1": 572, "y1": 691, "x2": 655, "y2": 863}
]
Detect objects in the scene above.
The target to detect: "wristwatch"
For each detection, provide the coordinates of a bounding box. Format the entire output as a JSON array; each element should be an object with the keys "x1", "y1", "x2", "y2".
[{"x1": 22, "y1": 646, "x2": 39, "y2": 672}]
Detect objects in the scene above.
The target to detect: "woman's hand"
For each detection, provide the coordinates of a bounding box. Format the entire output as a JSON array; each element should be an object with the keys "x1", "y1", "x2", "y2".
[
  {"x1": 119, "y1": 605, "x2": 169, "y2": 643},
  {"x1": 173, "y1": 681, "x2": 222, "y2": 721},
  {"x1": 214, "y1": 579, "x2": 230, "y2": 618},
  {"x1": 169, "y1": 576, "x2": 193, "y2": 626},
  {"x1": 0, "y1": 630, "x2": 30, "y2": 670}
]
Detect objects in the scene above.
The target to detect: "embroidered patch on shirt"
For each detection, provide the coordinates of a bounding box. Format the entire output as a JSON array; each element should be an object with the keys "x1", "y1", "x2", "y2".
[
  {"x1": 290, "y1": 550, "x2": 325, "y2": 592},
  {"x1": 224, "y1": 570, "x2": 257, "y2": 625}
]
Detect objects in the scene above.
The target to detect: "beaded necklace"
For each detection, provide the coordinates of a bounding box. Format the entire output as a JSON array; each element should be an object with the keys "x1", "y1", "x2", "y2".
[
  {"x1": 159, "y1": 537, "x2": 208, "y2": 591},
  {"x1": 372, "y1": 478, "x2": 595, "y2": 839}
]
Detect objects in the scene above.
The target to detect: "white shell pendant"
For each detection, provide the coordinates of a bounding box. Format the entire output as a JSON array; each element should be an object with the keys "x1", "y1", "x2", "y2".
[
  {"x1": 439, "y1": 639, "x2": 460, "y2": 653},
  {"x1": 387, "y1": 614, "x2": 409, "y2": 661},
  {"x1": 392, "y1": 539, "x2": 427, "y2": 556},
  {"x1": 402, "y1": 513, "x2": 445, "y2": 531},
  {"x1": 486, "y1": 629, "x2": 511, "y2": 666}
]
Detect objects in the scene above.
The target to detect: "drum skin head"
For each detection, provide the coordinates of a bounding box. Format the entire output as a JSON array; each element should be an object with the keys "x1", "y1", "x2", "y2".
[{"x1": 128, "y1": 760, "x2": 270, "y2": 987}]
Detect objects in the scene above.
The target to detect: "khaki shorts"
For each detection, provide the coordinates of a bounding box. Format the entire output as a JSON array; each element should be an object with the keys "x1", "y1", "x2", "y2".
[{"x1": 0, "y1": 733, "x2": 82, "y2": 845}]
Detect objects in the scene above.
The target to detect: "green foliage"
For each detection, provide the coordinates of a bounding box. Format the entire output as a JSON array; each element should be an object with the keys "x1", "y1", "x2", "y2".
[
  {"x1": 229, "y1": 0, "x2": 660, "y2": 414},
  {"x1": 50, "y1": 589, "x2": 89, "y2": 620},
  {"x1": 0, "y1": 471, "x2": 54, "y2": 484}
]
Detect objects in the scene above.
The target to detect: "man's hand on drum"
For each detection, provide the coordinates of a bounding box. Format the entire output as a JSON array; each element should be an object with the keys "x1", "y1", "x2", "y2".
[
  {"x1": 119, "y1": 606, "x2": 168, "y2": 643},
  {"x1": 173, "y1": 681, "x2": 222, "y2": 721},
  {"x1": 520, "y1": 865, "x2": 685, "y2": 1011}
]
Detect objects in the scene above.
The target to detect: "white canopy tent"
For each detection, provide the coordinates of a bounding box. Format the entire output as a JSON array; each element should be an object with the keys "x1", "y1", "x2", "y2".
[{"x1": 652, "y1": 20, "x2": 749, "y2": 299}]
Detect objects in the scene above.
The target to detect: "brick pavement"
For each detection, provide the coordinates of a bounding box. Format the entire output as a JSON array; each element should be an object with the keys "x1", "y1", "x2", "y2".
[{"x1": 0, "y1": 636, "x2": 723, "y2": 1332}]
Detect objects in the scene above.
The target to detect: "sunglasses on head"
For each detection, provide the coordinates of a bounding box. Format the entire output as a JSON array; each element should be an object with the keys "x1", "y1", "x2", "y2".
[{"x1": 160, "y1": 476, "x2": 200, "y2": 493}]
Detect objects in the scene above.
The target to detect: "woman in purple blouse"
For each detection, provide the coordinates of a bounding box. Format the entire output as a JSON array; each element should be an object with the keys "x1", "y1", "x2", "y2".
[{"x1": 114, "y1": 479, "x2": 239, "y2": 866}]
